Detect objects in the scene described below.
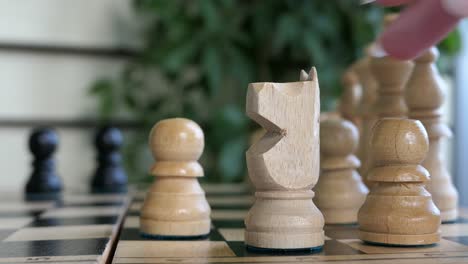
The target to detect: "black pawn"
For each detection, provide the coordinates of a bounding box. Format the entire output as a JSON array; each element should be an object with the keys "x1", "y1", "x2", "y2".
[
  {"x1": 91, "y1": 126, "x2": 128, "y2": 193},
  {"x1": 25, "y1": 128, "x2": 62, "y2": 196}
]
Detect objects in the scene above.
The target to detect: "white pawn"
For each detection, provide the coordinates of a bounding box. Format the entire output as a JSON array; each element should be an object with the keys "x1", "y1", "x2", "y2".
[
  {"x1": 315, "y1": 118, "x2": 368, "y2": 224},
  {"x1": 358, "y1": 118, "x2": 441, "y2": 246},
  {"x1": 405, "y1": 47, "x2": 458, "y2": 222},
  {"x1": 140, "y1": 118, "x2": 211, "y2": 238}
]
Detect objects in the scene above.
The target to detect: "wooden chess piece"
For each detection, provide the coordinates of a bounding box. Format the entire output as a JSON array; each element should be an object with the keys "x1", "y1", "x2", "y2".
[
  {"x1": 244, "y1": 68, "x2": 324, "y2": 252},
  {"x1": 356, "y1": 14, "x2": 403, "y2": 187},
  {"x1": 314, "y1": 118, "x2": 368, "y2": 224},
  {"x1": 352, "y1": 50, "x2": 377, "y2": 187},
  {"x1": 370, "y1": 54, "x2": 413, "y2": 119},
  {"x1": 25, "y1": 128, "x2": 62, "y2": 199},
  {"x1": 405, "y1": 47, "x2": 458, "y2": 222},
  {"x1": 91, "y1": 126, "x2": 128, "y2": 193},
  {"x1": 339, "y1": 68, "x2": 362, "y2": 129},
  {"x1": 140, "y1": 118, "x2": 211, "y2": 238},
  {"x1": 363, "y1": 43, "x2": 413, "y2": 188},
  {"x1": 244, "y1": 128, "x2": 265, "y2": 189},
  {"x1": 358, "y1": 118, "x2": 441, "y2": 246}
]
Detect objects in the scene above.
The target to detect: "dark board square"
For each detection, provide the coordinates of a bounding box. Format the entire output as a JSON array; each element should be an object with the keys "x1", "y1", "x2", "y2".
[
  {"x1": 444, "y1": 217, "x2": 468, "y2": 224},
  {"x1": 0, "y1": 238, "x2": 108, "y2": 257},
  {"x1": 322, "y1": 239, "x2": 363, "y2": 255},
  {"x1": 212, "y1": 220, "x2": 245, "y2": 228},
  {"x1": 27, "y1": 216, "x2": 119, "y2": 227},
  {"x1": 127, "y1": 211, "x2": 139, "y2": 217},
  {"x1": 228, "y1": 240, "x2": 362, "y2": 257},
  {"x1": 120, "y1": 227, "x2": 225, "y2": 241},
  {"x1": 444, "y1": 236, "x2": 468, "y2": 246},
  {"x1": 0, "y1": 211, "x2": 43, "y2": 218}
]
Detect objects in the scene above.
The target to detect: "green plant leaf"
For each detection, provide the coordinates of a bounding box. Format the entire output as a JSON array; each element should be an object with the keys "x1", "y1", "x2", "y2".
[
  {"x1": 201, "y1": 47, "x2": 222, "y2": 96},
  {"x1": 218, "y1": 136, "x2": 247, "y2": 182},
  {"x1": 89, "y1": 79, "x2": 116, "y2": 120},
  {"x1": 438, "y1": 29, "x2": 462, "y2": 56}
]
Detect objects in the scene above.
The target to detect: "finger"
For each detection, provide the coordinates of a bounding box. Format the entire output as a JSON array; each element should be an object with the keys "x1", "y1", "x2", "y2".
[{"x1": 379, "y1": 0, "x2": 459, "y2": 60}]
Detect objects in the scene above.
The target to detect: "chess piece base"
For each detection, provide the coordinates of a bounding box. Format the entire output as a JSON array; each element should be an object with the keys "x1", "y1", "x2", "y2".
[
  {"x1": 246, "y1": 244, "x2": 323, "y2": 254},
  {"x1": 245, "y1": 230, "x2": 324, "y2": 250},
  {"x1": 359, "y1": 230, "x2": 440, "y2": 246},
  {"x1": 322, "y1": 208, "x2": 359, "y2": 224},
  {"x1": 140, "y1": 232, "x2": 209, "y2": 240},
  {"x1": 244, "y1": 192, "x2": 324, "y2": 250},
  {"x1": 140, "y1": 218, "x2": 210, "y2": 237}
]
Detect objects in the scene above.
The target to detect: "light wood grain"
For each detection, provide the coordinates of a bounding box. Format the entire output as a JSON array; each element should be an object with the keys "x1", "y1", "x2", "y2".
[
  {"x1": 339, "y1": 69, "x2": 362, "y2": 129},
  {"x1": 358, "y1": 118, "x2": 441, "y2": 246},
  {"x1": 244, "y1": 68, "x2": 324, "y2": 250},
  {"x1": 315, "y1": 118, "x2": 368, "y2": 224},
  {"x1": 140, "y1": 118, "x2": 211, "y2": 237},
  {"x1": 352, "y1": 54, "x2": 377, "y2": 187},
  {"x1": 405, "y1": 47, "x2": 458, "y2": 222}
]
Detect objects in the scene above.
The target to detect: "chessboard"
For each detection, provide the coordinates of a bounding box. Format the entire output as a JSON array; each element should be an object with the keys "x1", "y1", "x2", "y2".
[
  {"x1": 0, "y1": 191, "x2": 130, "y2": 264},
  {"x1": 112, "y1": 183, "x2": 468, "y2": 264}
]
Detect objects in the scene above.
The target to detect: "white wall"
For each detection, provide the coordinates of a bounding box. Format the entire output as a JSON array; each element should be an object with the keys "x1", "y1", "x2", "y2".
[
  {"x1": 455, "y1": 20, "x2": 468, "y2": 206},
  {"x1": 0, "y1": 0, "x2": 138, "y2": 190}
]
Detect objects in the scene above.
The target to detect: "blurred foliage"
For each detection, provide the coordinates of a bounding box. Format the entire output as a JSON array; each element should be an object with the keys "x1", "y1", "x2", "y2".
[{"x1": 90, "y1": 0, "x2": 461, "y2": 183}]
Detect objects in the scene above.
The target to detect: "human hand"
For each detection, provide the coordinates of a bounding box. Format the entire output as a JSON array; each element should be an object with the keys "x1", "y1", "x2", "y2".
[{"x1": 367, "y1": 0, "x2": 468, "y2": 59}]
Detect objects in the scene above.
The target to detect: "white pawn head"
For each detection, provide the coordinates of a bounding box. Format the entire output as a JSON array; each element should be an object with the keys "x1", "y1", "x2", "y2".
[
  {"x1": 320, "y1": 119, "x2": 358, "y2": 157},
  {"x1": 371, "y1": 118, "x2": 428, "y2": 166},
  {"x1": 149, "y1": 118, "x2": 204, "y2": 177}
]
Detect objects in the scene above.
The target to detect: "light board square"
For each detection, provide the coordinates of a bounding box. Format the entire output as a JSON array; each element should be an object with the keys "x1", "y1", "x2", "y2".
[
  {"x1": 41, "y1": 206, "x2": 122, "y2": 218},
  {"x1": 114, "y1": 241, "x2": 235, "y2": 258},
  {"x1": 0, "y1": 217, "x2": 32, "y2": 229},
  {"x1": 341, "y1": 238, "x2": 468, "y2": 254},
  {"x1": 4, "y1": 224, "x2": 114, "y2": 241}
]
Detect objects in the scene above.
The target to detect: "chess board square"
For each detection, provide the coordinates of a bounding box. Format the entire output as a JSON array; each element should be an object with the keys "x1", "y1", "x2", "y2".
[
  {"x1": 123, "y1": 216, "x2": 139, "y2": 228},
  {"x1": 0, "y1": 238, "x2": 108, "y2": 258},
  {"x1": 441, "y1": 223, "x2": 468, "y2": 237},
  {"x1": 27, "y1": 216, "x2": 119, "y2": 227},
  {"x1": 0, "y1": 202, "x2": 54, "y2": 213},
  {"x1": 446, "y1": 217, "x2": 468, "y2": 224},
  {"x1": 227, "y1": 239, "x2": 361, "y2": 257},
  {"x1": 0, "y1": 230, "x2": 17, "y2": 241},
  {"x1": 445, "y1": 236, "x2": 468, "y2": 246},
  {"x1": 40, "y1": 206, "x2": 122, "y2": 218},
  {"x1": 5, "y1": 224, "x2": 114, "y2": 241},
  {"x1": 114, "y1": 241, "x2": 235, "y2": 258},
  {"x1": 340, "y1": 238, "x2": 468, "y2": 254},
  {"x1": 130, "y1": 202, "x2": 142, "y2": 211},
  {"x1": 218, "y1": 228, "x2": 243, "y2": 241},
  {"x1": 118, "y1": 228, "x2": 142, "y2": 241},
  {"x1": 321, "y1": 239, "x2": 363, "y2": 255},
  {"x1": 0, "y1": 217, "x2": 32, "y2": 229},
  {"x1": 120, "y1": 225, "x2": 225, "y2": 242}
]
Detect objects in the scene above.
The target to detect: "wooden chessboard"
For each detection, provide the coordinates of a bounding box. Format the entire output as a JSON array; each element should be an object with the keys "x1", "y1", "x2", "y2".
[
  {"x1": 1, "y1": 184, "x2": 468, "y2": 264},
  {"x1": 0, "y1": 191, "x2": 130, "y2": 263},
  {"x1": 113, "y1": 183, "x2": 468, "y2": 264}
]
